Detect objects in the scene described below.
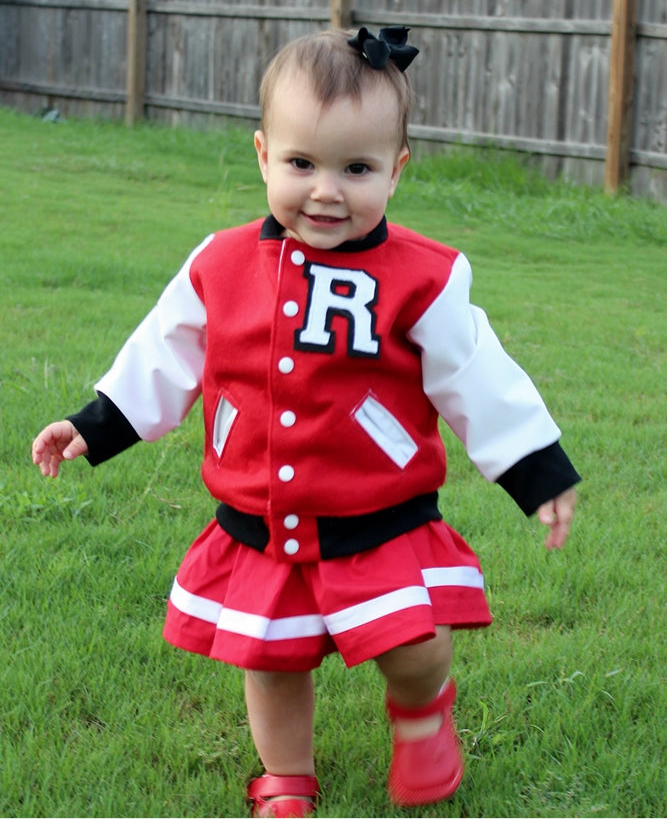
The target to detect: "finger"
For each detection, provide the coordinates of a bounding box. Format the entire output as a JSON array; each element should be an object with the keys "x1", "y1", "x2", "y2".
[
  {"x1": 545, "y1": 507, "x2": 574, "y2": 549},
  {"x1": 537, "y1": 503, "x2": 555, "y2": 526},
  {"x1": 63, "y1": 433, "x2": 88, "y2": 461},
  {"x1": 45, "y1": 459, "x2": 61, "y2": 479},
  {"x1": 544, "y1": 522, "x2": 567, "y2": 550},
  {"x1": 537, "y1": 503, "x2": 560, "y2": 548},
  {"x1": 32, "y1": 435, "x2": 47, "y2": 464},
  {"x1": 539, "y1": 489, "x2": 577, "y2": 549},
  {"x1": 32, "y1": 424, "x2": 65, "y2": 463},
  {"x1": 38, "y1": 450, "x2": 61, "y2": 478}
]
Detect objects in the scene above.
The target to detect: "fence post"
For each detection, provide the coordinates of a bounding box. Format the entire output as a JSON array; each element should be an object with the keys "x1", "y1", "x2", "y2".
[
  {"x1": 604, "y1": 0, "x2": 637, "y2": 193},
  {"x1": 125, "y1": 0, "x2": 147, "y2": 126},
  {"x1": 330, "y1": 0, "x2": 352, "y2": 29}
]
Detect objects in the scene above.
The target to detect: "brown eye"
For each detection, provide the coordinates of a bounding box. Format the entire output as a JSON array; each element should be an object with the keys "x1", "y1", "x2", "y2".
[
  {"x1": 347, "y1": 163, "x2": 369, "y2": 176},
  {"x1": 291, "y1": 158, "x2": 312, "y2": 170}
]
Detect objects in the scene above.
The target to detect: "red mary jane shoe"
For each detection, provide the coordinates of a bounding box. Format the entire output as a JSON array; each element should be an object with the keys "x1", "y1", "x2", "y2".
[
  {"x1": 247, "y1": 774, "x2": 320, "y2": 818},
  {"x1": 386, "y1": 678, "x2": 465, "y2": 806}
]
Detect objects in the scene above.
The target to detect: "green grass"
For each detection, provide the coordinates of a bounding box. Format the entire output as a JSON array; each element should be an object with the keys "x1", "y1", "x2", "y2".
[{"x1": 1, "y1": 106, "x2": 665, "y2": 818}]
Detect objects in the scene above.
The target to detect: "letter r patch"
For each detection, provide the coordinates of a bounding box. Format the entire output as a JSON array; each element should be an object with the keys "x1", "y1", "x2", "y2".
[{"x1": 295, "y1": 262, "x2": 380, "y2": 357}]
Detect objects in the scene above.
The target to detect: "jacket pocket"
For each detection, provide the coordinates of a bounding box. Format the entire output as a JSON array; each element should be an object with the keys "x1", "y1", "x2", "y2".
[
  {"x1": 212, "y1": 392, "x2": 239, "y2": 458},
  {"x1": 353, "y1": 394, "x2": 418, "y2": 469}
]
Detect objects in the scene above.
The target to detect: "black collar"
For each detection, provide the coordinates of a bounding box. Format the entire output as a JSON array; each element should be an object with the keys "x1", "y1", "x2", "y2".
[{"x1": 259, "y1": 214, "x2": 388, "y2": 252}]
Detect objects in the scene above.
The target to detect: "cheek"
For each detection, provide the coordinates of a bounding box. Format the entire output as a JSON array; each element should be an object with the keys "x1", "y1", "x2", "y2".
[
  {"x1": 273, "y1": 175, "x2": 304, "y2": 207},
  {"x1": 265, "y1": 175, "x2": 285, "y2": 206},
  {"x1": 355, "y1": 182, "x2": 391, "y2": 215},
  {"x1": 266, "y1": 177, "x2": 301, "y2": 222}
]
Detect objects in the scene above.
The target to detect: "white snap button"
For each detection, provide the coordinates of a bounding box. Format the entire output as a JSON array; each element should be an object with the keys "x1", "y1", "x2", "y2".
[
  {"x1": 278, "y1": 465, "x2": 295, "y2": 482},
  {"x1": 283, "y1": 301, "x2": 299, "y2": 317},
  {"x1": 280, "y1": 410, "x2": 296, "y2": 428},
  {"x1": 291, "y1": 250, "x2": 305, "y2": 266},
  {"x1": 283, "y1": 538, "x2": 300, "y2": 555},
  {"x1": 278, "y1": 357, "x2": 295, "y2": 374},
  {"x1": 284, "y1": 514, "x2": 299, "y2": 530}
]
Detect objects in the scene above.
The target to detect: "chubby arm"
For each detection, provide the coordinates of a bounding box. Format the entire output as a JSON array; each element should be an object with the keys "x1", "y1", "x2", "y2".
[
  {"x1": 409, "y1": 253, "x2": 564, "y2": 481},
  {"x1": 33, "y1": 237, "x2": 211, "y2": 472},
  {"x1": 92, "y1": 236, "x2": 211, "y2": 443},
  {"x1": 32, "y1": 421, "x2": 89, "y2": 478},
  {"x1": 409, "y1": 252, "x2": 580, "y2": 543},
  {"x1": 33, "y1": 236, "x2": 212, "y2": 470}
]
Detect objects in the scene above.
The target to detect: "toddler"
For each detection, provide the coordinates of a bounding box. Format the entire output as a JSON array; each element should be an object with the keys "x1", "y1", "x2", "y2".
[{"x1": 33, "y1": 27, "x2": 580, "y2": 817}]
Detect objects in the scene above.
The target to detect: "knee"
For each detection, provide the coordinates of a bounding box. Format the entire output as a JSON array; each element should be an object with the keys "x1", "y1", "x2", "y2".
[
  {"x1": 246, "y1": 668, "x2": 312, "y2": 695},
  {"x1": 376, "y1": 626, "x2": 453, "y2": 690}
]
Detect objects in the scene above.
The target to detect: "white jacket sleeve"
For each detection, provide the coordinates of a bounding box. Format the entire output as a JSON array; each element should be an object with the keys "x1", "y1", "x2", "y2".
[
  {"x1": 408, "y1": 252, "x2": 561, "y2": 482},
  {"x1": 94, "y1": 236, "x2": 212, "y2": 441}
]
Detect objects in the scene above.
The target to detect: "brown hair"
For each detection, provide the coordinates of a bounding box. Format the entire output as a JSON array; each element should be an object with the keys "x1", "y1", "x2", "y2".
[{"x1": 259, "y1": 29, "x2": 413, "y2": 151}]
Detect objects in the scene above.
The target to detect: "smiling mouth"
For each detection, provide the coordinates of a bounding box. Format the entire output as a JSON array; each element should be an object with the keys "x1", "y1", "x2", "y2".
[{"x1": 304, "y1": 213, "x2": 347, "y2": 225}]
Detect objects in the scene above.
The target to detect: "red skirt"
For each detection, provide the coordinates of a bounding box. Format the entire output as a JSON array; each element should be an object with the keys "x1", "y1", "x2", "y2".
[{"x1": 163, "y1": 519, "x2": 492, "y2": 672}]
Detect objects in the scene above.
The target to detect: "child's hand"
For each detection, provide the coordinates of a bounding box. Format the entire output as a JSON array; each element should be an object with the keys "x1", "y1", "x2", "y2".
[
  {"x1": 536, "y1": 487, "x2": 577, "y2": 550},
  {"x1": 32, "y1": 421, "x2": 89, "y2": 478}
]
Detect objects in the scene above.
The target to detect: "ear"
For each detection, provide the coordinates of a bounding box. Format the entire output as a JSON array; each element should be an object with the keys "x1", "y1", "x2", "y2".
[
  {"x1": 254, "y1": 130, "x2": 269, "y2": 183},
  {"x1": 388, "y1": 146, "x2": 410, "y2": 198}
]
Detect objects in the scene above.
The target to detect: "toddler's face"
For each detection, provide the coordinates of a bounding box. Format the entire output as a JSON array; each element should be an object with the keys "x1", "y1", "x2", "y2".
[{"x1": 255, "y1": 70, "x2": 409, "y2": 249}]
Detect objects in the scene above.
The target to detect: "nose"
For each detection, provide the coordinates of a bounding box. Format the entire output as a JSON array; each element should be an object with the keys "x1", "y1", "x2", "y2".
[{"x1": 311, "y1": 170, "x2": 343, "y2": 203}]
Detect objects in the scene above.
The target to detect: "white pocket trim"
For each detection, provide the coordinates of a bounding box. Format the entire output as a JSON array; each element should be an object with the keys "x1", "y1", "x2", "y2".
[
  {"x1": 212, "y1": 394, "x2": 239, "y2": 457},
  {"x1": 353, "y1": 395, "x2": 418, "y2": 469}
]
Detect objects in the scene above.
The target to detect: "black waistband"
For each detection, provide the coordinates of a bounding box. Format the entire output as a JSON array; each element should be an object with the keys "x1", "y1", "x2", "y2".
[{"x1": 215, "y1": 492, "x2": 442, "y2": 560}]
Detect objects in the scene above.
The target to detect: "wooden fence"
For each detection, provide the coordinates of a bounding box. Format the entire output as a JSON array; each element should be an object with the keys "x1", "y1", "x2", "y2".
[{"x1": 1, "y1": 0, "x2": 666, "y2": 200}]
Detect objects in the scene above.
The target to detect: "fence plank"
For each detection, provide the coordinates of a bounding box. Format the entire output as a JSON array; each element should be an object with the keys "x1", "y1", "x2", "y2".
[
  {"x1": 125, "y1": 0, "x2": 146, "y2": 125},
  {"x1": 330, "y1": 0, "x2": 352, "y2": 28},
  {"x1": 605, "y1": 0, "x2": 638, "y2": 191}
]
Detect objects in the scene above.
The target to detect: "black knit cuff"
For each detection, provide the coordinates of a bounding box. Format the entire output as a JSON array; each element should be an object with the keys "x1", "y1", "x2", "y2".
[
  {"x1": 496, "y1": 441, "x2": 581, "y2": 516},
  {"x1": 67, "y1": 392, "x2": 141, "y2": 466}
]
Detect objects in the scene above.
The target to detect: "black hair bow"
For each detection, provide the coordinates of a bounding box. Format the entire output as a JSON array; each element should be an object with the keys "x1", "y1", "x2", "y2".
[{"x1": 348, "y1": 26, "x2": 419, "y2": 72}]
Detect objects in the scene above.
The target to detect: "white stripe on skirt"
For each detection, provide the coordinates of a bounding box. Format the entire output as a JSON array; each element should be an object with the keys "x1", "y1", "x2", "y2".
[
  {"x1": 422, "y1": 565, "x2": 485, "y2": 590},
  {"x1": 324, "y1": 586, "x2": 430, "y2": 635},
  {"x1": 169, "y1": 565, "x2": 484, "y2": 641}
]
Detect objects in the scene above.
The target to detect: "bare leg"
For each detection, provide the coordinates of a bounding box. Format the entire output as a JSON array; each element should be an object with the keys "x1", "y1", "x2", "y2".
[
  {"x1": 245, "y1": 669, "x2": 316, "y2": 776},
  {"x1": 375, "y1": 626, "x2": 453, "y2": 739},
  {"x1": 376, "y1": 626, "x2": 463, "y2": 805}
]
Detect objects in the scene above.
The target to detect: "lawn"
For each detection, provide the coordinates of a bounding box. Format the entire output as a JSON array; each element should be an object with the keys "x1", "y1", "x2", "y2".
[{"x1": 0, "y1": 106, "x2": 665, "y2": 818}]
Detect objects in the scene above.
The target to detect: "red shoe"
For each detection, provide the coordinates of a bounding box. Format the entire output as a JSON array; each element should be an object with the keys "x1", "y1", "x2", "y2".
[
  {"x1": 247, "y1": 774, "x2": 320, "y2": 818},
  {"x1": 386, "y1": 678, "x2": 465, "y2": 806}
]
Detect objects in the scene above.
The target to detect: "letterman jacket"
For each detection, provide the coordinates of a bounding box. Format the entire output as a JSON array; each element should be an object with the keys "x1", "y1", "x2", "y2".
[{"x1": 69, "y1": 216, "x2": 580, "y2": 563}]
